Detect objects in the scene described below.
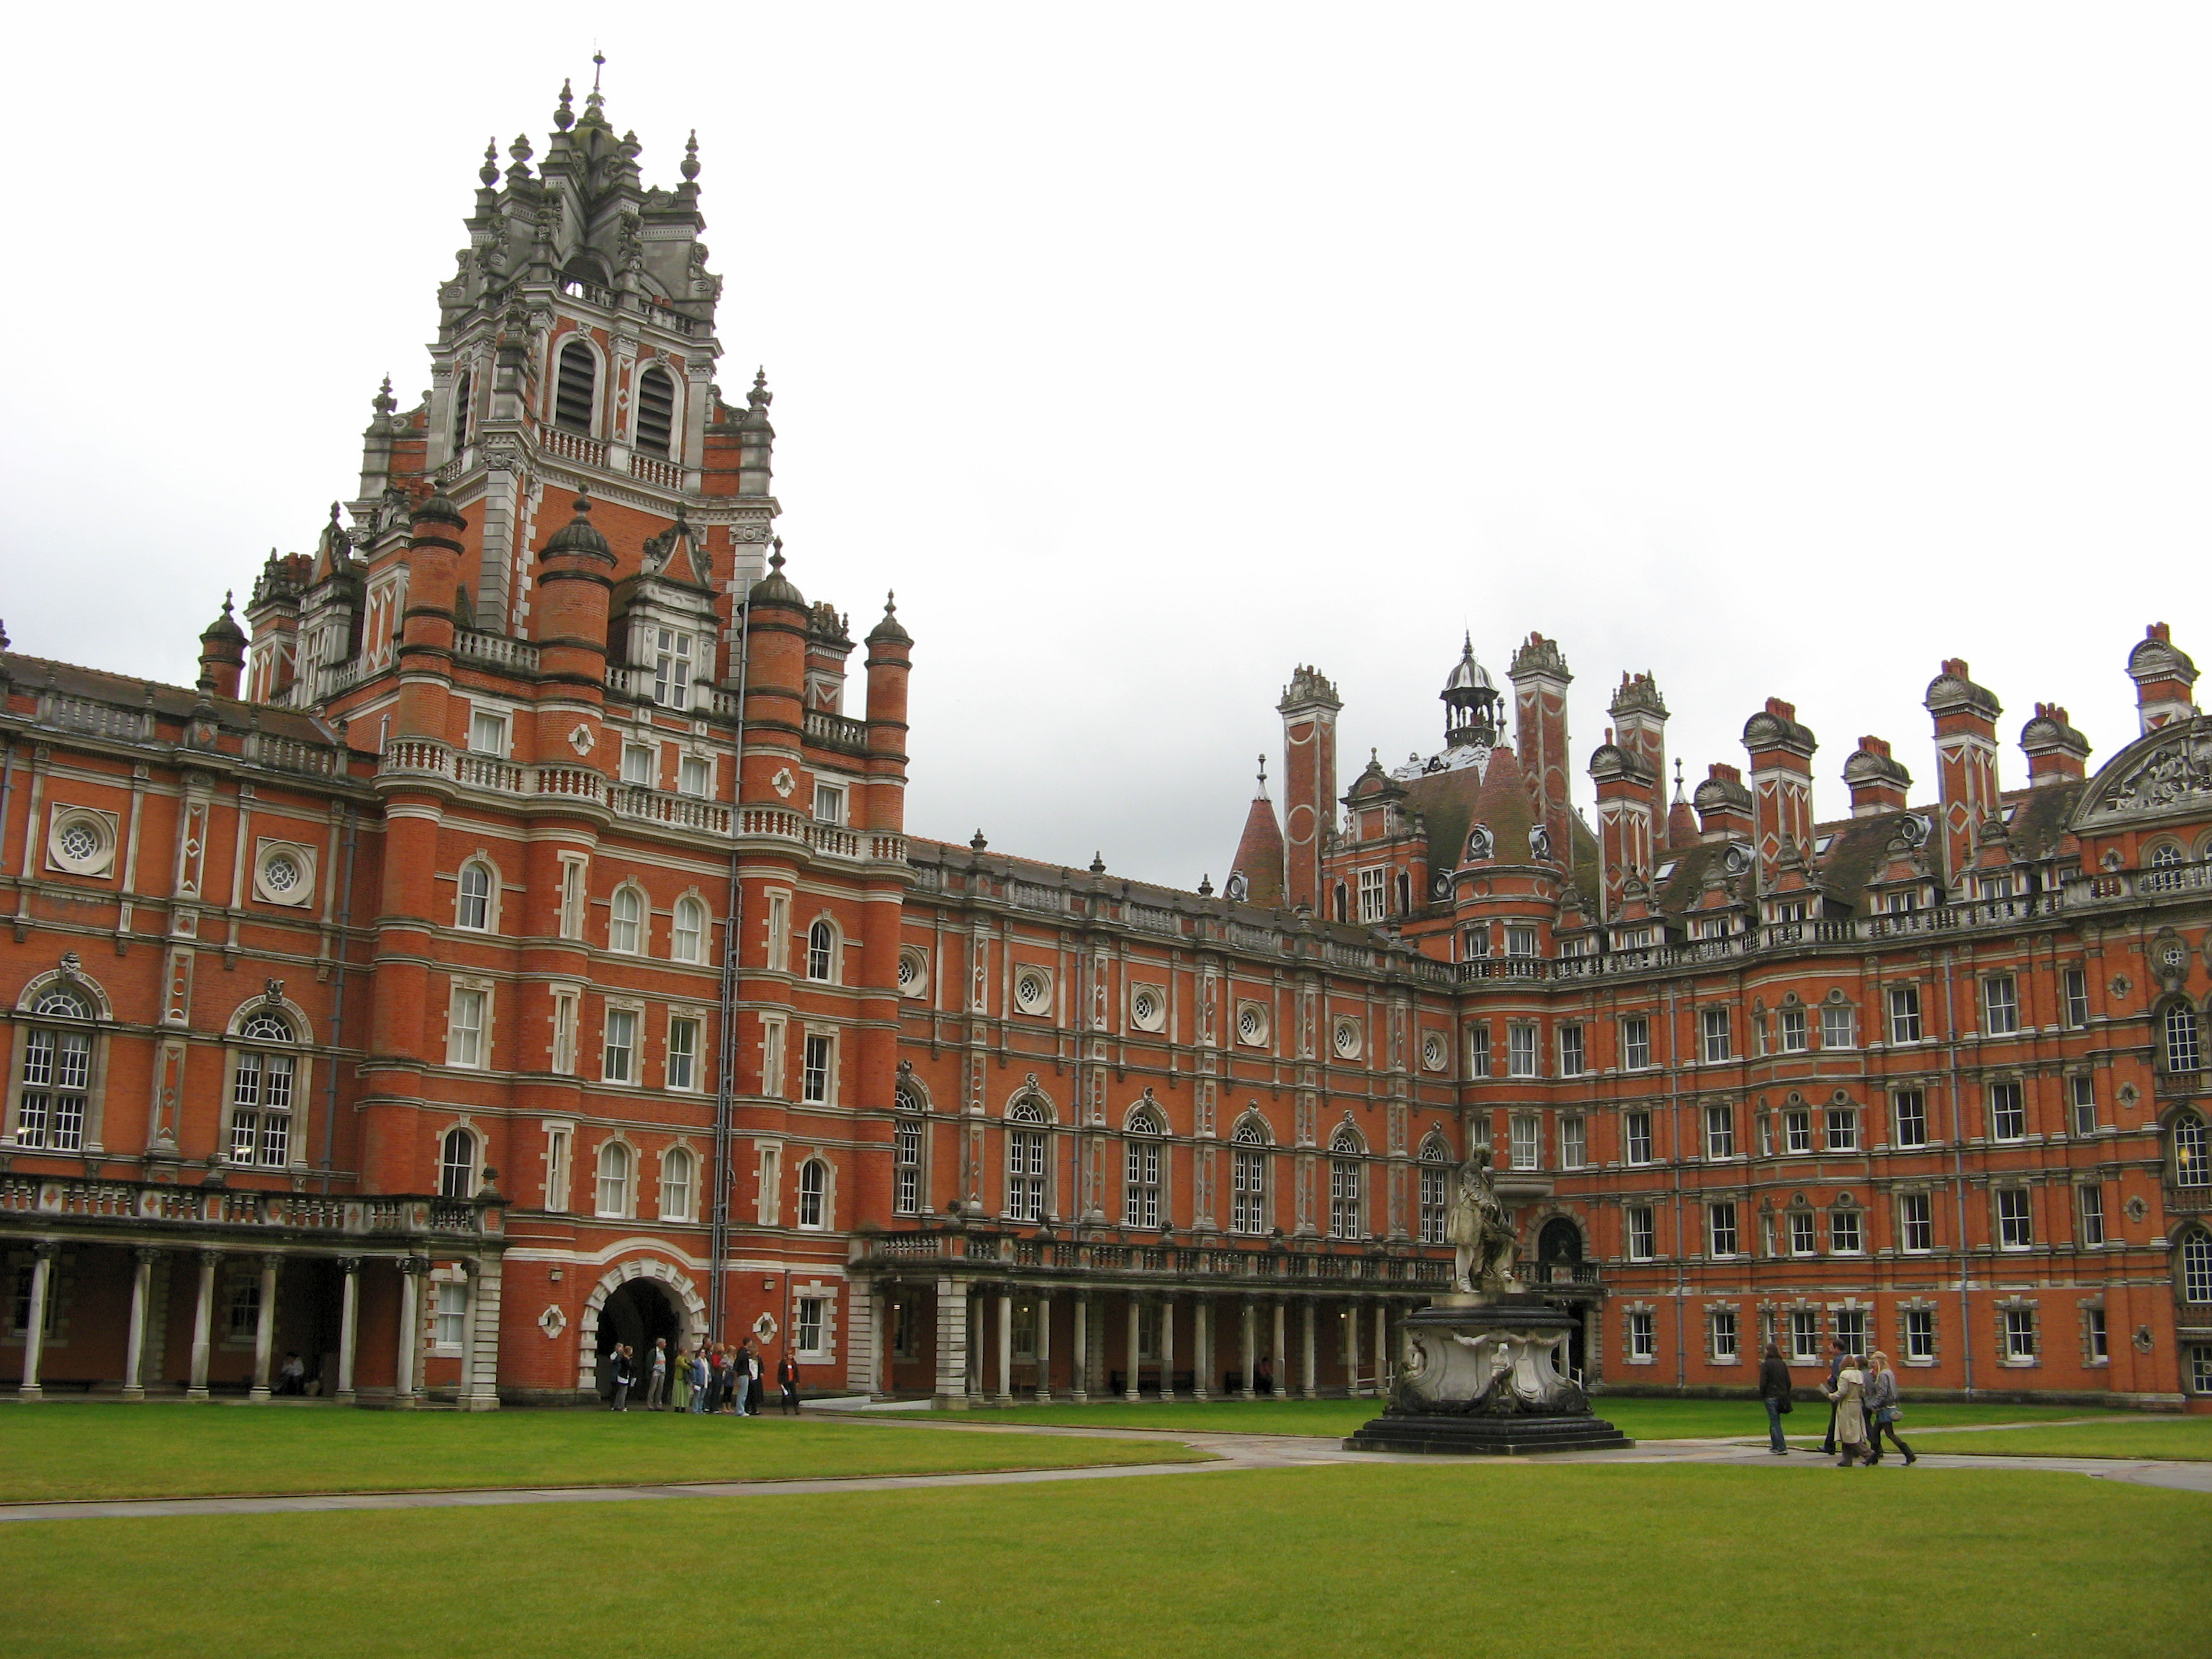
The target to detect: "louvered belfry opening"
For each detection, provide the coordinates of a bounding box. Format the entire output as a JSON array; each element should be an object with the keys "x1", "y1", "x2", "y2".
[
  {"x1": 635, "y1": 366, "x2": 675, "y2": 456},
  {"x1": 452, "y1": 369, "x2": 473, "y2": 449},
  {"x1": 555, "y1": 341, "x2": 596, "y2": 433}
]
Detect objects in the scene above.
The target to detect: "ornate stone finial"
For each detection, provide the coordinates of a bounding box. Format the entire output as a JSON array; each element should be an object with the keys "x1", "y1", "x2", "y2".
[
  {"x1": 1198, "y1": 873, "x2": 1214, "y2": 897},
  {"x1": 0, "y1": 619, "x2": 10, "y2": 650},
  {"x1": 768, "y1": 536, "x2": 785, "y2": 573},
  {"x1": 480, "y1": 138, "x2": 500, "y2": 186},
  {"x1": 372, "y1": 377, "x2": 395, "y2": 417},
  {"x1": 749, "y1": 367, "x2": 773, "y2": 411},
  {"x1": 680, "y1": 129, "x2": 701, "y2": 182},
  {"x1": 585, "y1": 50, "x2": 606, "y2": 120},
  {"x1": 506, "y1": 132, "x2": 534, "y2": 186},
  {"x1": 971, "y1": 828, "x2": 989, "y2": 852},
  {"x1": 554, "y1": 78, "x2": 575, "y2": 132},
  {"x1": 261, "y1": 978, "x2": 286, "y2": 1007},
  {"x1": 1256, "y1": 753, "x2": 1268, "y2": 795},
  {"x1": 1089, "y1": 852, "x2": 1106, "y2": 875}
]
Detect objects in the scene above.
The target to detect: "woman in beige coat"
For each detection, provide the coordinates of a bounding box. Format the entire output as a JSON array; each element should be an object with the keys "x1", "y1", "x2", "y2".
[{"x1": 1822, "y1": 1354, "x2": 1873, "y2": 1466}]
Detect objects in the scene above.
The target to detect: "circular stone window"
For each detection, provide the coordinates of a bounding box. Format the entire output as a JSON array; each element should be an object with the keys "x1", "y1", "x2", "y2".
[
  {"x1": 1014, "y1": 968, "x2": 1053, "y2": 1015},
  {"x1": 1333, "y1": 1018, "x2": 1362, "y2": 1060},
  {"x1": 1130, "y1": 985, "x2": 1165, "y2": 1032},
  {"x1": 1236, "y1": 1002, "x2": 1269, "y2": 1046},
  {"x1": 1421, "y1": 1031, "x2": 1447, "y2": 1071},
  {"x1": 253, "y1": 842, "x2": 315, "y2": 907},
  {"x1": 896, "y1": 948, "x2": 927, "y2": 999},
  {"x1": 47, "y1": 808, "x2": 116, "y2": 877}
]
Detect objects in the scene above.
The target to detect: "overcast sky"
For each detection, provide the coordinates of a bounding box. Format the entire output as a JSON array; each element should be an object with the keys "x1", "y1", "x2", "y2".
[{"x1": 5, "y1": 5, "x2": 2206, "y2": 890}]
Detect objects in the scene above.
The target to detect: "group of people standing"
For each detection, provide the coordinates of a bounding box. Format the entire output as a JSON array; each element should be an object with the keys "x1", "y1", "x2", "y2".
[
  {"x1": 604, "y1": 1337, "x2": 803, "y2": 1416},
  {"x1": 1758, "y1": 1337, "x2": 1916, "y2": 1465}
]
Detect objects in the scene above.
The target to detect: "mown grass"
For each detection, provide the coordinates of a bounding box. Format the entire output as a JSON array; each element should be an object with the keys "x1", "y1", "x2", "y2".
[
  {"x1": 1917, "y1": 1416, "x2": 2212, "y2": 1462},
  {"x1": 0, "y1": 1403, "x2": 1202, "y2": 1502},
  {"x1": 3, "y1": 1463, "x2": 2200, "y2": 1659},
  {"x1": 967, "y1": 1394, "x2": 2097, "y2": 1440}
]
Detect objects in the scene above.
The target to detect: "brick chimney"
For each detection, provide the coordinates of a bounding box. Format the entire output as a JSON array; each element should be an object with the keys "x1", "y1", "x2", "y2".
[
  {"x1": 1742, "y1": 698, "x2": 1817, "y2": 887},
  {"x1": 2020, "y1": 703, "x2": 2091, "y2": 787},
  {"x1": 2127, "y1": 623, "x2": 2199, "y2": 734},
  {"x1": 1924, "y1": 659, "x2": 2001, "y2": 892},
  {"x1": 1692, "y1": 763, "x2": 1753, "y2": 843},
  {"x1": 1843, "y1": 735, "x2": 1911, "y2": 817}
]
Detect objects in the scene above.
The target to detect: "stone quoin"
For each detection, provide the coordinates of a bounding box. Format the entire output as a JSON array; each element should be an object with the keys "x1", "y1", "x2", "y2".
[{"x1": 3, "y1": 72, "x2": 2211, "y2": 1414}]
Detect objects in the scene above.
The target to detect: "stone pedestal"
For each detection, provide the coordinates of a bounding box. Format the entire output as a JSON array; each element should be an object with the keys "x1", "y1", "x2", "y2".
[{"x1": 1344, "y1": 1296, "x2": 1631, "y2": 1456}]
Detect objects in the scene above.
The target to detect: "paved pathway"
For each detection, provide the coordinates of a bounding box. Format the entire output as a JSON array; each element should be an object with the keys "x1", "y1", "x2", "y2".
[{"x1": 2, "y1": 1417, "x2": 2205, "y2": 1524}]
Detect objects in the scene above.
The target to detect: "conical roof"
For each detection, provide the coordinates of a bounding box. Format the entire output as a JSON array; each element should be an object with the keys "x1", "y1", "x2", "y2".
[
  {"x1": 541, "y1": 492, "x2": 612, "y2": 561},
  {"x1": 1462, "y1": 745, "x2": 1537, "y2": 863},
  {"x1": 1229, "y1": 779, "x2": 1285, "y2": 908}
]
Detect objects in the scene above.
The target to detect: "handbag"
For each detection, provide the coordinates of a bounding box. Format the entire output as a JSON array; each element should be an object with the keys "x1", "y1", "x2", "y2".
[{"x1": 1778, "y1": 1395, "x2": 1793, "y2": 1415}]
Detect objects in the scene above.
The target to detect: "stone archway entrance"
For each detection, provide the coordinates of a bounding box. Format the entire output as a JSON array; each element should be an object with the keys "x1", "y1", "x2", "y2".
[
  {"x1": 1534, "y1": 1219, "x2": 1588, "y2": 1385},
  {"x1": 594, "y1": 1278, "x2": 683, "y2": 1403}
]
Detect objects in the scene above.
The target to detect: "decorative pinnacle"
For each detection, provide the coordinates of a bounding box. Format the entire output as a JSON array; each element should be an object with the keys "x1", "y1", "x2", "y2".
[
  {"x1": 1256, "y1": 754, "x2": 1269, "y2": 796},
  {"x1": 768, "y1": 536, "x2": 785, "y2": 573},
  {"x1": 1089, "y1": 852, "x2": 1107, "y2": 875},
  {"x1": 680, "y1": 129, "x2": 700, "y2": 182},
  {"x1": 509, "y1": 132, "x2": 532, "y2": 165},
  {"x1": 554, "y1": 78, "x2": 575, "y2": 132},
  {"x1": 885, "y1": 588, "x2": 898, "y2": 616},
  {"x1": 479, "y1": 139, "x2": 500, "y2": 186},
  {"x1": 585, "y1": 50, "x2": 606, "y2": 120},
  {"x1": 372, "y1": 377, "x2": 395, "y2": 416},
  {"x1": 223, "y1": 590, "x2": 235, "y2": 617}
]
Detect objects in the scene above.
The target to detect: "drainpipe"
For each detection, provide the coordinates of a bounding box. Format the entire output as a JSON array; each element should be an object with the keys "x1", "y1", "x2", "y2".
[
  {"x1": 1667, "y1": 979, "x2": 1687, "y2": 1393},
  {"x1": 0, "y1": 739, "x2": 17, "y2": 878},
  {"x1": 709, "y1": 578, "x2": 756, "y2": 1343},
  {"x1": 318, "y1": 805, "x2": 361, "y2": 1191}
]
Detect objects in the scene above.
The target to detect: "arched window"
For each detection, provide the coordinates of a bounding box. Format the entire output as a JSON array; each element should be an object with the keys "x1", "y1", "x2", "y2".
[
  {"x1": 660, "y1": 1147, "x2": 694, "y2": 1221},
  {"x1": 1006, "y1": 1099, "x2": 1048, "y2": 1222},
  {"x1": 1395, "y1": 871, "x2": 1411, "y2": 915},
  {"x1": 2182, "y1": 1228, "x2": 2212, "y2": 1303},
  {"x1": 2164, "y1": 1002, "x2": 2203, "y2": 1074},
  {"x1": 798, "y1": 1157, "x2": 829, "y2": 1229},
  {"x1": 1332, "y1": 884, "x2": 1348, "y2": 924},
  {"x1": 13, "y1": 986, "x2": 95, "y2": 1151},
  {"x1": 806, "y1": 920, "x2": 836, "y2": 982},
  {"x1": 229, "y1": 1008, "x2": 299, "y2": 1169},
  {"x1": 610, "y1": 886, "x2": 645, "y2": 955},
  {"x1": 1417, "y1": 1136, "x2": 1452, "y2": 1244},
  {"x1": 1328, "y1": 1125, "x2": 1364, "y2": 1240},
  {"x1": 672, "y1": 896, "x2": 707, "y2": 963},
  {"x1": 554, "y1": 339, "x2": 595, "y2": 434},
  {"x1": 452, "y1": 367, "x2": 474, "y2": 451},
  {"x1": 1231, "y1": 1119, "x2": 1269, "y2": 1236},
  {"x1": 2175, "y1": 1112, "x2": 2209, "y2": 1190},
  {"x1": 1124, "y1": 1110, "x2": 1164, "y2": 1229},
  {"x1": 595, "y1": 1141, "x2": 632, "y2": 1217},
  {"x1": 439, "y1": 1127, "x2": 477, "y2": 1199},
  {"x1": 457, "y1": 861, "x2": 494, "y2": 932},
  {"x1": 635, "y1": 365, "x2": 676, "y2": 457},
  {"x1": 894, "y1": 1095, "x2": 925, "y2": 1216}
]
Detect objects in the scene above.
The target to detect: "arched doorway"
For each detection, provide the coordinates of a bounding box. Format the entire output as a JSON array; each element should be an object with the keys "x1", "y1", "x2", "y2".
[
  {"x1": 1537, "y1": 1217, "x2": 1583, "y2": 1267},
  {"x1": 1535, "y1": 1218, "x2": 1588, "y2": 1385},
  {"x1": 595, "y1": 1277, "x2": 684, "y2": 1402}
]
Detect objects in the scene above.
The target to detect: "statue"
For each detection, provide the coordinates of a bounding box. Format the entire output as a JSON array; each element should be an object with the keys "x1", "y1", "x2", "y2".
[{"x1": 1447, "y1": 1144, "x2": 1519, "y2": 1298}]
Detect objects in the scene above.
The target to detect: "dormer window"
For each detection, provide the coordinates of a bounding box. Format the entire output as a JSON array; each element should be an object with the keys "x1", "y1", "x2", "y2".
[
  {"x1": 1357, "y1": 868, "x2": 1386, "y2": 923},
  {"x1": 555, "y1": 341, "x2": 595, "y2": 434},
  {"x1": 1981, "y1": 873, "x2": 2015, "y2": 900},
  {"x1": 652, "y1": 628, "x2": 693, "y2": 709},
  {"x1": 1771, "y1": 899, "x2": 1809, "y2": 923},
  {"x1": 1886, "y1": 891, "x2": 1918, "y2": 915},
  {"x1": 635, "y1": 366, "x2": 676, "y2": 457}
]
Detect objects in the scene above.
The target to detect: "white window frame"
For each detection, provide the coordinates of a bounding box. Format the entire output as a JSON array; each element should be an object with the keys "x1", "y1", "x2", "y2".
[
  {"x1": 801, "y1": 1030, "x2": 836, "y2": 1105},
  {"x1": 595, "y1": 1140, "x2": 634, "y2": 1219},
  {"x1": 445, "y1": 981, "x2": 492, "y2": 1070},
  {"x1": 1984, "y1": 975, "x2": 2020, "y2": 1036},
  {"x1": 665, "y1": 1012, "x2": 702, "y2": 1093},
  {"x1": 1887, "y1": 984, "x2": 1923, "y2": 1044},
  {"x1": 601, "y1": 1002, "x2": 641, "y2": 1086},
  {"x1": 1626, "y1": 1205, "x2": 1655, "y2": 1262}
]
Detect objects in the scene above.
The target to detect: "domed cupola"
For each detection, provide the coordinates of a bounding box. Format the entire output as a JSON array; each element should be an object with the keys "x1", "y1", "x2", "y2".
[{"x1": 1440, "y1": 634, "x2": 1501, "y2": 747}]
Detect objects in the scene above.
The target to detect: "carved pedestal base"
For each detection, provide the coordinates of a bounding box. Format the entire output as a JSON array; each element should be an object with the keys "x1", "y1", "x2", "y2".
[{"x1": 1343, "y1": 1298, "x2": 1631, "y2": 1457}]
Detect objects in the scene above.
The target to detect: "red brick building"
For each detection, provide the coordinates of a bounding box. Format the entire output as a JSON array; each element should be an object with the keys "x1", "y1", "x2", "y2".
[{"x1": 4, "y1": 80, "x2": 2208, "y2": 1410}]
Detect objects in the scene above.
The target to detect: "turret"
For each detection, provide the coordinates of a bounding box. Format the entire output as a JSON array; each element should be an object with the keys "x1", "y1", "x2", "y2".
[
  {"x1": 1277, "y1": 664, "x2": 1341, "y2": 913},
  {"x1": 532, "y1": 490, "x2": 614, "y2": 701},
  {"x1": 2020, "y1": 704, "x2": 2092, "y2": 788},
  {"x1": 1606, "y1": 672, "x2": 1668, "y2": 848},
  {"x1": 1924, "y1": 659, "x2": 2001, "y2": 890},
  {"x1": 2127, "y1": 623, "x2": 2198, "y2": 734},
  {"x1": 739, "y1": 370, "x2": 775, "y2": 498},
  {"x1": 196, "y1": 595, "x2": 247, "y2": 701},
  {"x1": 1843, "y1": 735, "x2": 1911, "y2": 817},
  {"x1": 1741, "y1": 698, "x2": 1817, "y2": 886},
  {"x1": 1508, "y1": 632, "x2": 1573, "y2": 877},
  {"x1": 863, "y1": 592, "x2": 914, "y2": 832},
  {"x1": 1439, "y1": 635, "x2": 1501, "y2": 747},
  {"x1": 1227, "y1": 759, "x2": 1287, "y2": 908},
  {"x1": 1588, "y1": 729, "x2": 1656, "y2": 921}
]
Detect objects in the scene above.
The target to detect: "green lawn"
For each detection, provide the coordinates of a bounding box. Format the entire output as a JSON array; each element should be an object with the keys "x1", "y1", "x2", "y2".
[
  {"x1": 1915, "y1": 1417, "x2": 2212, "y2": 1462},
  {"x1": 968, "y1": 1394, "x2": 2098, "y2": 1440},
  {"x1": 4, "y1": 1464, "x2": 2200, "y2": 1659},
  {"x1": 0, "y1": 1404, "x2": 1202, "y2": 1502}
]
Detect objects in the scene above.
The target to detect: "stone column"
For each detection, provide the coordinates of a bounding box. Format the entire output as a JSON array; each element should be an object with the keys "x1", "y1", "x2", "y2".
[
  {"x1": 1346, "y1": 1296, "x2": 1362, "y2": 1397},
  {"x1": 1159, "y1": 1292, "x2": 1176, "y2": 1401},
  {"x1": 932, "y1": 1275, "x2": 968, "y2": 1409},
  {"x1": 122, "y1": 1248, "x2": 157, "y2": 1401},
  {"x1": 187, "y1": 1249, "x2": 219, "y2": 1401},
  {"x1": 14, "y1": 1242, "x2": 53, "y2": 1401},
  {"x1": 1070, "y1": 1293, "x2": 1089, "y2": 1403},
  {"x1": 1272, "y1": 1298, "x2": 1287, "y2": 1398},
  {"x1": 248, "y1": 1254, "x2": 280, "y2": 1403},
  {"x1": 873, "y1": 1290, "x2": 891, "y2": 1398},
  {"x1": 995, "y1": 1287, "x2": 1015, "y2": 1406},
  {"x1": 1239, "y1": 1298, "x2": 1256, "y2": 1397},
  {"x1": 1300, "y1": 1298, "x2": 1318, "y2": 1398},
  {"x1": 1192, "y1": 1294, "x2": 1211, "y2": 1401},
  {"x1": 1374, "y1": 1301, "x2": 1389, "y2": 1393},
  {"x1": 336, "y1": 1257, "x2": 361, "y2": 1405},
  {"x1": 1125, "y1": 1295, "x2": 1142, "y2": 1401},
  {"x1": 1035, "y1": 1290, "x2": 1053, "y2": 1404},
  {"x1": 394, "y1": 1258, "x2": 423, "y2": 1406}
]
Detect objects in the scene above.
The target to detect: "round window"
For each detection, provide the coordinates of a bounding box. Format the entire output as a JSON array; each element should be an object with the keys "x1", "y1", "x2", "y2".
[
  {"x1": 1132, "y1": 987, "x2": 1161, "y2": 1025},
  {"x1": 1422, "y1": 1032, "x2": 1447, "y2": 1071},
  {"x1": 58, "y1": 821, "x2": 102, "y2": 862},
  {"x1": 897, "y1": 949, "x2": 925, "y2": 993},
  {"x1": 1237, "y1": 1004, "x2": 1267, "y2": 1044},
  {"x1": 1015, "y1": 970, "x2": 1051, "y2": 1015},
  {"x1": 263, "y1": 853, "x2": 302, "y2": 894},
  {"x1": 1333, "y1": 1020, "x2": 1361, "y2": 1058}
]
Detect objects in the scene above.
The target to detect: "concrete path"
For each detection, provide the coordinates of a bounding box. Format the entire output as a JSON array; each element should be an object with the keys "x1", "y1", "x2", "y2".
[{"x1": 2, "y1": 1417, "x2": 2206, "y2": 1524}]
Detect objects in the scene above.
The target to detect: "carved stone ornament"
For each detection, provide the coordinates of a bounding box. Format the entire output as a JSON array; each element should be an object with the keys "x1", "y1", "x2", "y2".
[
  {"x1": 261, "y1": 979, "x2": 286, "y2": 1007},
  {"x1": 771, "y1": 768, "x2": 796, "y2": 799},
  {"x1": 2094, "y1": 728, "x2": 2212, "y2": 817},
  {"x1": 56, "y1": 950, "x2": 85, "y2": 987},
  {"x1": 568, "y1": 724, "x2": 595, "y2": 757},
  {"x1": 539, "y1": 1305, "x2": 568, "y2": 1339},
  {"x1": 2110, "y1": 975, "x2": 2133, "y2": 1002}
]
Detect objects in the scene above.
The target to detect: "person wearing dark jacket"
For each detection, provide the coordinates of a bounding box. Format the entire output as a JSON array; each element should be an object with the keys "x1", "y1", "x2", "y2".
[
  {"x1": 609, "y1": 1344, "x2": 636, "y2": 1412},
  {"x1": 1758, "y1": 1342, "x2": 1794, "y2": 1455},
  {"x1": 778, "y1": 1354, "x2": 801, "y2": 1416}
]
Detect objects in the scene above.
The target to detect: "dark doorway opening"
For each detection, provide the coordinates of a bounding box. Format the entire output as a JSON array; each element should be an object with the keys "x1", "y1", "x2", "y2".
[{"x1": 595, "y1": 1280, "x2": 683, "y2": 1401}]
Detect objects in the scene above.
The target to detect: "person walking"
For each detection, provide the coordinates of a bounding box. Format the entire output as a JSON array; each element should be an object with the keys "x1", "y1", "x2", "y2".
[
  {"x1": 609, "y1": 1344, "x2": 636, "y2": 1413},
  {"x1": 1817, "y1": 1336, "x2": 1849, "y2": 1455},
  {"x1": 1757, "y1": 1341, "x2": 1794, "y2": 1455},
  {"x1": 1821, "y1": 1352, "x2": 1872, "y2": 1466},
  {"x1": 647, "y1": 1338, "x2": 670, "y2": 1411},
  {"x1": 777, "y1": 1352, "x2": 801, "y2": 1416},
  {"x1": 1864, "y1": 1350, "x2": 1917, "y2": 1465}
]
